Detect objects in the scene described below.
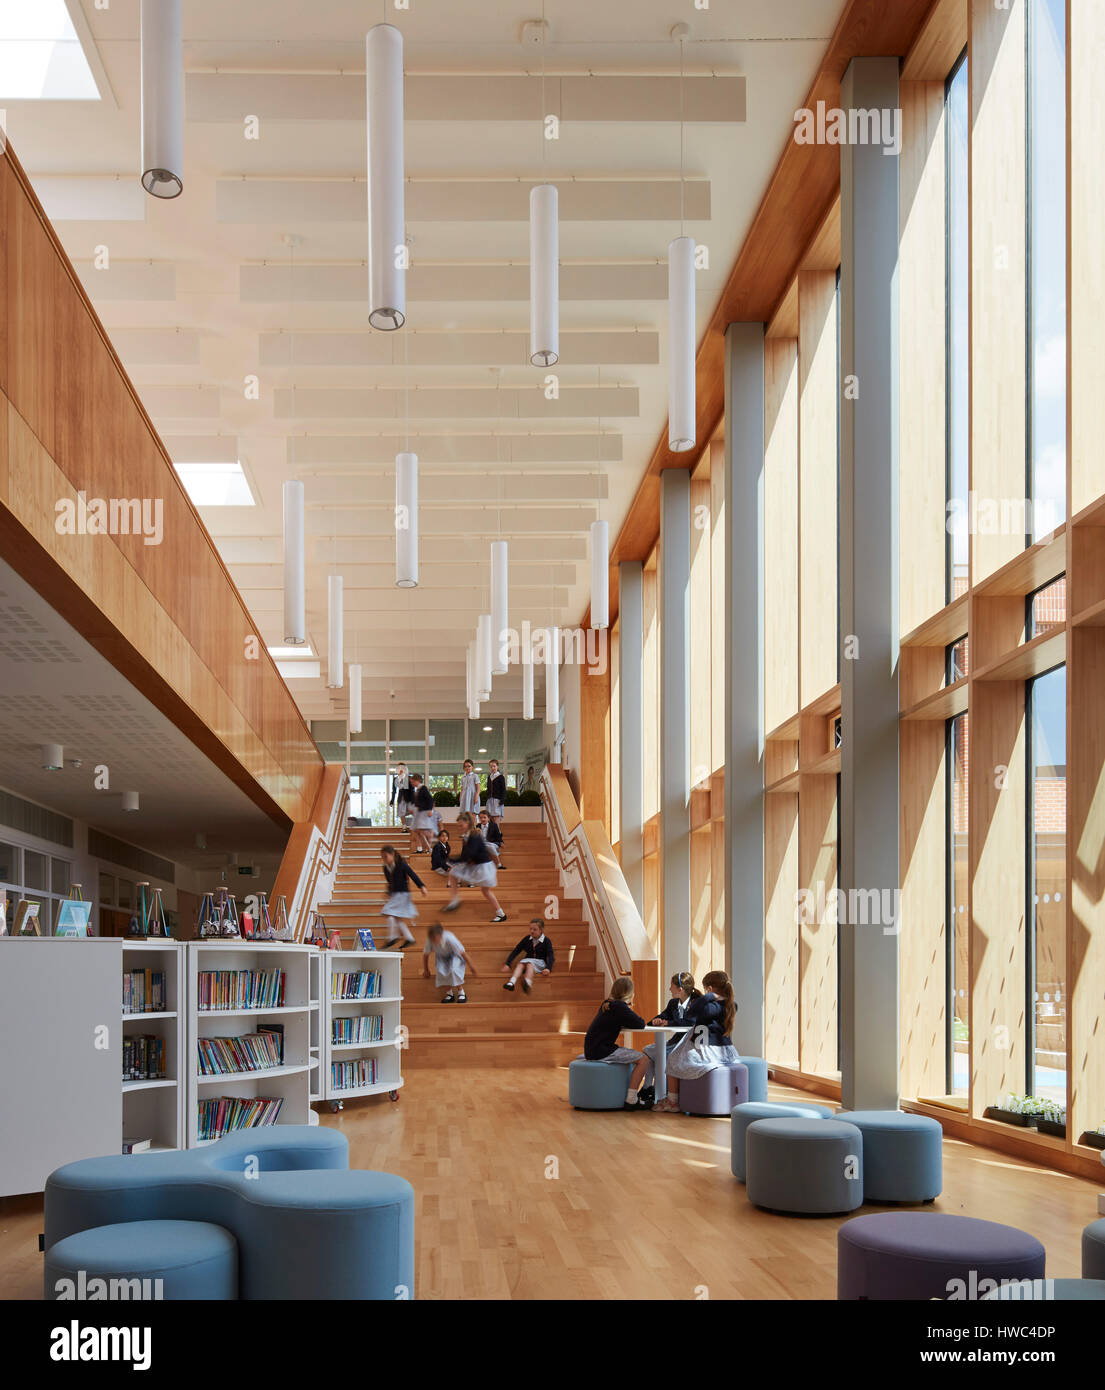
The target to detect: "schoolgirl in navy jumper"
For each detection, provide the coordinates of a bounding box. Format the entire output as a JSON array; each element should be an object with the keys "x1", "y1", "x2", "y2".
[
  {"x1": 409, "y1": 774, "x2": 435, "y2": 855},
  {"x1": 638, "y1": 972, "x2": 702, "y2": 1104},
  {"x1": 477, "y1": 809, "x2": 505, "y2": 868},
  {"x1": 485, "y1": 759, "x2": 507, "y2": 828},
  {"x1": 379, "y1": 845, "x2": 428, "y2": 948},
  {"x1": 501, "y1": 919, "x2": 554, "y2": 993},
  {"x1": 442, "y1": 812, "x2": 506, "y2": 921},
  {"x1": 581, "y1": 976, "x2": 648, "y2": 1107},
  {"x1": 430, "y1": 830, "x2": 451, "y2": 875},
  {"x1": 652, "y1": 970, "x2": 739, "y2": 1112}
]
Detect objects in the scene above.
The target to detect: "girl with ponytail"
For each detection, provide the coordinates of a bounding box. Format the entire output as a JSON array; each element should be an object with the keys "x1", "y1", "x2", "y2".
[
  {"x1": 651, "y1": 969, "x2": 740, "y2": 1113},
  {"x1": 635, "y1": 973, "x2": 702, "y2": 1109},
  {"x1": 580, "y1": 975, "x2": 650, "y2": 1109}
]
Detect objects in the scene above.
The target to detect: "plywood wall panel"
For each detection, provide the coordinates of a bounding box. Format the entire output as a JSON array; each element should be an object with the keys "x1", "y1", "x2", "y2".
[
  {"x1": 798, "y1": 270, "x2": 839, "y2": 704},
  {"x1": 765, "y1": 338, "x2": 799, "y2": 733}
]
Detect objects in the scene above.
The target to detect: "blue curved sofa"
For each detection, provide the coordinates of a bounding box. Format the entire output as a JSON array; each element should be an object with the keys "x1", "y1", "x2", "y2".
[{"x1": 44, "y1": 1127, "x2": 414, "y2": 1301}]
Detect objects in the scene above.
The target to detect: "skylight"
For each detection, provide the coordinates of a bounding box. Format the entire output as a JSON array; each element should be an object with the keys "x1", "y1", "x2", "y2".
[
  {"x1": 274, "y1": 660, "x2": 321, "y2": 680},
  {"x1": 268, "y1": 645, "x2": 316, "y2": 660},
  {"x1": 175, "y1": 463, "x2": 257, "y2": 508},
  {"x1": 0, "y1": 0, "x2": 101, "y2": 101}
]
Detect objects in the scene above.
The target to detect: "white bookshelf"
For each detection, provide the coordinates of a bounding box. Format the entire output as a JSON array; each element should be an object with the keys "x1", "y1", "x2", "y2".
[
  {"x1": 322, "y1": 950, "x2": 404, "y2": 1109},
  {"x1": 185, "y1": 941, "x2": 313, "y2": 1147},
  {"x1": 308, "y1": 948, "x2": 322, "y2": 1107},
  {"x1": 121, "y1": 939, "x2": 184, "y2": 1153}
]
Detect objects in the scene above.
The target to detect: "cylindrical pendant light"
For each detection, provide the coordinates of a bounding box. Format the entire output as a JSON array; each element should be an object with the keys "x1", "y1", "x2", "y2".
[
  {"x1": 668, "y1": 234, "x2": 696, "y2": 452},
  {"x1": 590, "y1": 519, "x2": 609, "y2": 629},
  {"x1": 327, "y1": 575, "x2": 343, "y2": 689},
  {"x1": 348, "y1": 663, "x2": 362, "y2": 734},
  {"x1": 122, "y1": 790, "x2": 140, "y2": 813},
  {"x1": 522, "y1": 629, "x2": 535, "y2": 720},
  {"x1": 477, "y1": 614, "x2": 493, "y2": 701},
  {"x1": 545, "y1": 625, "x2": 560, "y2": 725},
  {"x1": 396, "y1": 451, "x2": 418, "y2": 587},
  {"x1": 466, "y1": 641, "x2": 480, "y2": 720},
  {"x1": 490, "y1": 540, "x2": 509, "y2": 674},
  {"x1": 366, "y1": 24, "x2": 405, "y2": 331},
  {"x1": 529, "y1": 184, "x2": 559, "y2": 367},
  {"x1": 282, "y1": 480, "x2": 306, "y2": 645},
  {"x1": 140, "y1": 0, "x2": 183, "y2": 198}
]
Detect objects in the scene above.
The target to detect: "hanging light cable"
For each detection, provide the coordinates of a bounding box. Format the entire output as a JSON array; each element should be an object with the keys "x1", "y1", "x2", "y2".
[
  {"x1": 140, "y1": 0, "x2": 183, "y2": 198},
  {"x1": 366, "y1": 23, "x2": 405, "y2": 330},
  {"x1": 668, "y1": 28, "x2": 696, "y2": 452}
]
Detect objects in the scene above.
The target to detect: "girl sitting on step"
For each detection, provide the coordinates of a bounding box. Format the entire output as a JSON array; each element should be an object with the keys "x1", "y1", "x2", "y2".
[
  {"x1": 379, "y1": 845, "x2": 428, "y2": 949},
  {"x1": 430, "y1": 830, "x2": 451, "y2": 875},
  {"x1": 651, "y1": 970, "x2": 739, "y2": 1113},
  {"x1": 442, "y1": 812, "x2": 507, "y2": 923},
  {"x1": 580, "y1": 976, "x2": 649, "y2": 1109}
]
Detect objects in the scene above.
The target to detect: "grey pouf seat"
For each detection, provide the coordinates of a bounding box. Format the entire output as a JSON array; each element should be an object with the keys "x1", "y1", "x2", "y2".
[
  {"x1": 838, "y1": 1212, "x2": 1046, "y2": 1300},
  {"x1": 982, "y1": 1277, "x2": 1105, "y2": 1301},
  {"x1": 1084, "y1": 1218, "x2": 1105, "y2": 1278},
  {"x1": 736, "y1": 1056, "x2": 769, "y2": 1103},
  {"x1": 569, "y1": 1058, "x2": 633, "y2": 1110},
  {"x1": 746, "y1": 1118, "x2": 864, "y2": 1214},
  {"x1": 834, "y1": 1110, "x2": 943, "y2": 1202},
  {"x1": 730, "y1": 1101, "x2": 835, "y2": 1181},
  {"x1": 46, "y1": 1220, "x2": 237, "y2": 1301},
  {"x1": 680, "y1": 1063, "x2": 748, "y2": 1115}
]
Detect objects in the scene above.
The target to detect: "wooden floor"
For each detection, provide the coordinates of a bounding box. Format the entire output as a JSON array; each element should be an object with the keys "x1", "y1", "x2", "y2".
[{"x1": 2, "y1": 1070, "x2": 1100, "y2": 1300}]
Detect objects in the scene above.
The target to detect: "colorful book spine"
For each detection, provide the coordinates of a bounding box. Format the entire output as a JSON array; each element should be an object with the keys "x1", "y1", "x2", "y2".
[
  {"x1": 196, "y1": 1095, "x2": 284, "y2": 1142},
  {"x1": 330, "y1": 1056, "x2": 379, "y2": 1091},
  {"x1": 196, "y1": 1031, "x2": 284, "y2": 1076},
  {"x1": 196, "y1": 969, "x2": 286, "y2": 1012},
  {"x1": 330, "y1": 971, "x2": 382, "y2": 1000},
  {"x1": 331, "y1": 1014, "x2": 384, "y2": 1044},
  {"x1": 122, "y1": 970, "x2": 167, "y2": 1014}
]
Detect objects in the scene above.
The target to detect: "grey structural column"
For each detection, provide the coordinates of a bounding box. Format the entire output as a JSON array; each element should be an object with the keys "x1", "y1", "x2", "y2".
[
  {"x1": 618, "y1": 560, "x2": 645, "y2": 913},
  {"x1": 659, "y1": 470, "x2": 691, "y2": 978},
  {"x1": 838, "y1": 56, "x2": 901, "y2": 1110},
  {"x1": 724, "y1": 322, "x2": 766, "y2": 1057}
]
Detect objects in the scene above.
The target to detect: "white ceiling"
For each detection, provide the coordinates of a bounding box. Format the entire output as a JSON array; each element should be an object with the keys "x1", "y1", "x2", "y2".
[
  {"x1": 0, "y1": 560, "x2": 288, "y2": 873},
  {"x1": 3, "y1": 0, "x2": 844, "y2": 722}
]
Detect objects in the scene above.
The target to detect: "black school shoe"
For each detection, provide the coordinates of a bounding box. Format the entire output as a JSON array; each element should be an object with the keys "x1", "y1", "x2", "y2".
[{"x1": 636, "y1": 1085, "x2": 655, "y2": 1110}]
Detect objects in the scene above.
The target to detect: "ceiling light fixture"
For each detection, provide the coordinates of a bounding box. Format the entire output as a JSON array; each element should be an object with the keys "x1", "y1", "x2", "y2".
[
  {"x1": 522, "y1": 630, "x2": 535, "y2": 720},
  {"x1": 477, "y1": 613, "x2": 493, "y2": 702},
  {"x1": 545, "y1": 625, "x2": 560, "y2": 725},
  {"x1": 283, "y1": 479, "x2": 306, "y2": 645},
  {"x1": 396, "y1": 450, "x2": 418, "y2": 588},
  {"x1": 349, "y1": 662, "x2": 363, "y2": 734},
  {"x1": 530, "y1": 184, "x2": 559, "y2": 366},
  {"x1": 327, "y1": 575, "x2": 344, "y2": 689},
  {"x1": 366, "y1": 23, "x2": 405, "y2": 330},
  {"x1": 122, "y1": 790, "x2": 140, "y2": 813},
  {"x1": 491, "y1": 540, "x2": 509, "y2": 675},
  {"x1": 40, "y1": 744, "x2": 63, "y2": 771},
  {"x1": 140, "y1": 0, "x2": 183, "y2": 198}
]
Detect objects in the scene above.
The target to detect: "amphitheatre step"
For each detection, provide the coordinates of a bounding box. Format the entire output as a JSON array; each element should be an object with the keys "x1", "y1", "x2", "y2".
[
  {"x1": 402, "y1": 999, "x2": 597, "y2": 1032},
  {"x1": 403, "y1": 1032, "x2": 582, "y2": 1068},
  {"x1": 401, "y1": 973, "x2": 602, "y2": 1004},
  {"x1": 393, "y1": 944, "x2": 596, "y2": 972}
]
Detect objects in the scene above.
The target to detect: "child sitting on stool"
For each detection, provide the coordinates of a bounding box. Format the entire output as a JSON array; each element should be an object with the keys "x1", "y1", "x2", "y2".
[
  {"x1": 580, "y1": 976, "x2": 648, "y2": 1109},
  {"x1": 502, "y1": 919, "x2": 554, "y2": 993}
]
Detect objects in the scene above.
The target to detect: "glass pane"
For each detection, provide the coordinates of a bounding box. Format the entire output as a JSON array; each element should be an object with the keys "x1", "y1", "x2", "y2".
[
  {"x1": 351, "y1": 774, "x2": 389, "y2": 825},
  {"x1": 24, "y1": 849, "x2": 47, "y2": 892},
  {"x1": 428, "y1": 720, "x2": 465, "y2": 765},
  {"x1": 51, "y1": 858, "x2": 71, "y2": 896},
  {"x1": 98, "y1": 871, "x2": 114, "y2": 903},
  {"x1": 946, "y1": 635, "x2": 969, "y2": 683},
  {"x1": 506, "y1": 720, "x2": 548, "y2": 793},
  {"x1": 468, "y1": 719, "x2": 504, "y2": 785},
  {"x1": 0, "y1": 839, "x2": 19, "y2": 885},
  {"x1": 1028, "y1": 0, "x2": 1066, "y2": 540},
  {"x1": 387, "y1": 720, "x2": 427, "y2": 771},
  {"x1": 311, "y1": 719, "x2": 348, "y2": 764},
  {"x1": 1028, "y1": 576, "x2": 1066, "y2": 638},
  {"x1": 948, "y1": 712, "x2": 969, "y2": 1095},
  {"x1": 1029, "y1": 666, "x2": 1066, "y2": 1104},
  {"x1": 946, "y1": 54, "x2": 969, "y2": 598},
  {"x1": 348, "y1": 719, "x2": 387, "y2": 764}
]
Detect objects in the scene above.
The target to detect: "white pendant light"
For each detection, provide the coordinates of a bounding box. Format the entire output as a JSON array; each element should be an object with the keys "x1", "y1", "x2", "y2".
[
  {"x1": 327, "y1": 575, "x2": 343, "y2": 689},
  {"x1": 396, "y1": 452, "x2": 418, "y2": 587},
  {"x1": 522, "y1": 629, "x2": 535, "y2": 720},
  {"x1": 122, "y1": 791, "x2": 140, "y2": 813},
  {"x1": 668, "y1": 235, "x2": 696, "y2": 451},
  {"x1": 466, "y1": 641, "x2": 480, "y2": 720},
  {"x1": 366, "y1": 24, "x2": 405, "y2": 331},
  {"x1": 348, "y1": 663, "x2": 363, "y2": 734},
  {"x1": 283, "y1": 480, "x2": 306, "y2": 645},
  {"x1": 140, "y1": 0, "x2": 183, "y2": 198},
  {"x1": 529, "y1": 184, "x2": 559, "y2": 367},
  {"x1": 491, "y1": 540, "x2": 509, "y2": 674},
  {"x1": 590, "y1": 519, "x2": 609, "y2": 629},
  {"x1": 545, "y1": 625, "x2": 560, "y2": 725},
  {"x1": 477, "y1": 614, "x2": 493, "y2": 701},
  {"x1": 40, "y1": 744, "x2": 64, "y2": 770}
]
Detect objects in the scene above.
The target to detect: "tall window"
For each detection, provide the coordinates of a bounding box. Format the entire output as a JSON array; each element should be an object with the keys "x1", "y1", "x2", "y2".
[
  {"x1": 1027, "y1": 0, "x2": 1067, "y2": 541},
  {"x1": 1026, "y1": 665, "x2": 1066, "y2": 1103},
  {"x1": 946, "y1": 711, "x2": 969, "y2": 1094},
  {"x1": 945, "y1": 51, "x2": 969, "y2": 600}
]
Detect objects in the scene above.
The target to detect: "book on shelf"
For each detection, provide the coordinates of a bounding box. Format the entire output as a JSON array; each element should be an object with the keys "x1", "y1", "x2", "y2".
[
  {"x1": 196, "y1": 968, "x2": 286, "y2": 1012},
  {"x1": 331, "y1": 1056, "x2": 379, "y2": 1091},
  {"x1": 196, "y1": 1095, "x2": 284, "y2": 1142},
  {"x1": 332, "y1": 1014, "x2": 384, "y2": 1045},
  {"x1": 331, "y1": 970, "x2": 382, "y2": 1000},
  {"x1": 196, "y1": 1032, "x2": 284, "y2": 1076},
  {"x1": 122, "y1": 1138, "x2": 151, "y2": 1154},
  {"x1": 122, "y1": 1035, "x2": 167, "y2": 1082},
  {"x1": 122, "y1": 968, "x2": 167, "y2": 1015},
  {"x1": 258, "y1": 1022, "x2": 285, "y2": 1064}
]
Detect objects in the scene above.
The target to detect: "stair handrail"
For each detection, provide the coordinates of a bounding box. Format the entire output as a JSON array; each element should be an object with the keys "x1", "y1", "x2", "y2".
[
  {"x1": 540, "y1": 765, "x2": 658, "y2": 1017},
  {"x1": 271, "y1": 765, "x2": 349, "y2": 936}
]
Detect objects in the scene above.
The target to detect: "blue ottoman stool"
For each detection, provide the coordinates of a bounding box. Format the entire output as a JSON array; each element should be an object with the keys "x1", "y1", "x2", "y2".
[
  {"x1": 680, "y1": 1063, "x2": 748, "y2": 1116},
  {"x1": 982, "y1": 1278, "x2": 1105, "y2": 1301},
  {"x1": 746, "y1": 1118, "x2": 864, "y2": 1215},
  {"x1": 569, "y1": 1058, "x2": 633, "y2": 1110},
  {"x1": 834, "y1": 1110, "x2": 943, "y2": 1202},
  {"x1": 45, "y1": 1220, "x2": 236, "y2": 1301},
  {"x1": 736, "y1": 1056, "x2": 768, "y2": 1102},
  {"x1": 1083, "y1": 1219, "x2": 1105, "y2": 1278},
  {"x1": 730, "y1": 1101, "x2": 835, "y2": 1181},
  {"x1": 838, "y1": 1213, "x2": 1046, "y2": 1300}
]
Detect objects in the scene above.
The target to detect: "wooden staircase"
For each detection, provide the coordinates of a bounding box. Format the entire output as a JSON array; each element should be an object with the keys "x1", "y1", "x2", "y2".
[{"x1": 320, "y1": 821, "x2": 601, "y2": 1067}]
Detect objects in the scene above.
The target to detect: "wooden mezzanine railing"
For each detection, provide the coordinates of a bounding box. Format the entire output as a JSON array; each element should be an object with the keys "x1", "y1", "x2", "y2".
[{"x1": 541, "y1": 764, "x2": 658, "y2": 1021}]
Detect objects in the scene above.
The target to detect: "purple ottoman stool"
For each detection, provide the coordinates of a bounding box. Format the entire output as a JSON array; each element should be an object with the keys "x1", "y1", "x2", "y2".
[
  {"x1": 838, "y1": 1213, "x2": 1046, "y2": 1300},
  {"x1": 680, "y1": 1063, "x2": 748, "y2": 1116}
]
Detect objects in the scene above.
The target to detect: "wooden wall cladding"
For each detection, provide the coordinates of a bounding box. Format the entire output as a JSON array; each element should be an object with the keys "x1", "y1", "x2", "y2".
[{"x1": 0, "y1": 146, "x2": 323, "y2": 826}]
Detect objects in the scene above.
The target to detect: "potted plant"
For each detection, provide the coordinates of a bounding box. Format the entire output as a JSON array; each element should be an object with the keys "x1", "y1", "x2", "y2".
[
  {"x1": 984, "y1": 1093, "x2": 1042, "y2": 1128},
  {"x1": 432, "y1": 788, "x2": 458, "y2": 807},
  {"x1": 1078, "y1": 1124, "x2": 1105, "y2": 1151},
  {"x1": 1035, "y1": 1099, "x2": 1067, "y2": 1139},
  {"x1": 517, "y1": 789, "x2": 542, "y2": 806}
]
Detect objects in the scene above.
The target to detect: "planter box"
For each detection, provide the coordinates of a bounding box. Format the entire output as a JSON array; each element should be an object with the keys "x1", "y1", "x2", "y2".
[
  {"x1": 1036, "y1": 1119, "x2": 1067, "y2": 1139},
  {"x1": 984, "y1": 1106, "x2": 1036, "y2": 1128},
  {"x1": 1078, "y1": 1130, "x2": 1105, "y2": 1151}
]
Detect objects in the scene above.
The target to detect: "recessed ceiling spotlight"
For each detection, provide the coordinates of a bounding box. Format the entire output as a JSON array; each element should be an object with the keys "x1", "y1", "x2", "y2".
[
  {"x1": 478, "y1": 747, "x2": 487, "y2": 753},
  {"x1": 482, "y1": 725, "x2": 492, "y2": 732},
  {"x1": 41, "y1": 744, "x2": 64, "y2": 770},
  {"x1": 122, "y1": 791, "x2": 140, "y2": 813}
]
